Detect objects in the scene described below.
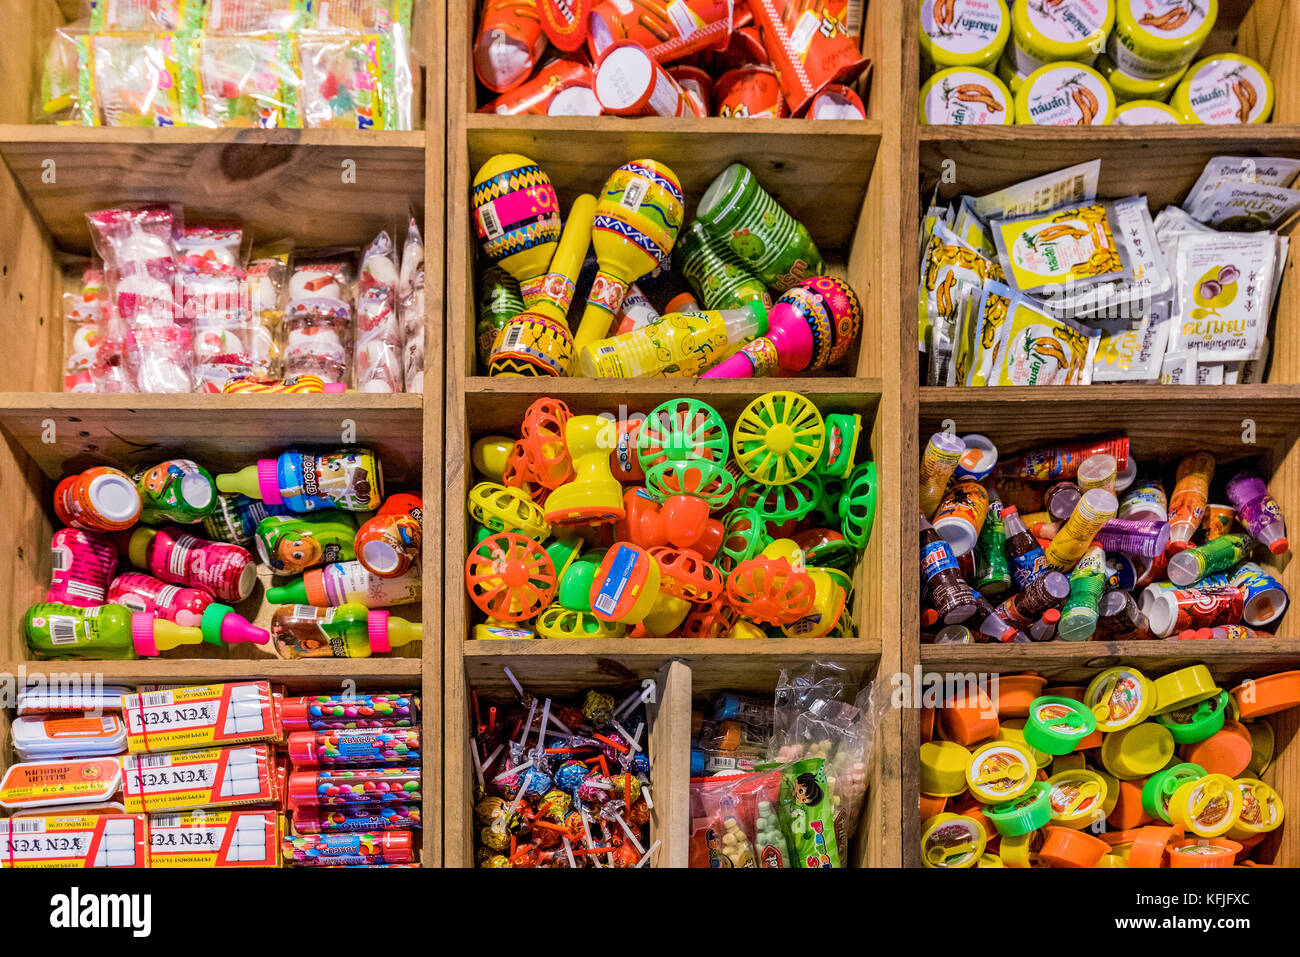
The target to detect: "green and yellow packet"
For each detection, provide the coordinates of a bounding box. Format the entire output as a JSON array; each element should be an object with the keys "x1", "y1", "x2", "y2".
[
  {"x1": 991, "y1": 201, "x2": 1132, "y2": 295},
  {"x1": 993, "y1": 293, "x2": 1101, "y2": 386},
  {"x1": 779, "y1": 758, "x2": 841, "y2": 869}
]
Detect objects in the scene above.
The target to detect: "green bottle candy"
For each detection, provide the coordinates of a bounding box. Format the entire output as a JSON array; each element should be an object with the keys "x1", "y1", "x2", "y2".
[
  {"x1": 270, "y1": 602, "x2": 421, "y2": 658},
  {"x1": 254, "y1": 510, "x2": 361, "y2": 575},
  {"x1": 975, "y1": 500, "x2": 1012, "y2": 596},
  {"x1": 696, "y1": 163, "x2": 824, "y2": 293},
  {"x1": 1058, "y1": 546, "x2": 1107, "y2": 642},
  {"x1": 675, "y1": 221, "x2": 772, "y2": 312},
  {"x1": 476, "y1": 263, "x2": 524, "y2": 371},
  {"x1": 1166, "y1": 533, "x2": 1253, "y2": 587},
  {"x1": 24, "y1": 602, "x2": 204, "y2": 660},
  {"x1": 134, "y1": 459, "x2": 218, "y2": 525}
]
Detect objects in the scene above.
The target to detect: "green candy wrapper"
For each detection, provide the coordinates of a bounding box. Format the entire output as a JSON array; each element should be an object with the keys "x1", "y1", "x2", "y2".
[{"x1": 779, "y1": 757, "x2": 841, "y2": 868}]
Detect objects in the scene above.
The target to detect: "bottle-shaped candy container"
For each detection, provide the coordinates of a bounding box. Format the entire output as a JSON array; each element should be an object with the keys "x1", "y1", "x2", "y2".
[
  {"x1": 47, "y1": 528, "x2": 118, "y2": 607},
  {"x1": 122, "y1": 527, "x2": 257, "y2": 603},
  {"x1": 354, "y1": 493, "x2": 423, "y2": 578},
  {"x1": 216, "y1": 448, "x2": 384, "y2": 514},
  {"x1": 203, "y1": 492, "x2": 290, "y2": 549},
  {"x1": 1226, "y1": 470, "x2": 1289, "y2": 555},
  {"x1": 107, "y1": 572, "x2": 268, "y2": 645},
  {"x1": 133, "y1": 459, "x2": 218, "y2": 524},
  {"x1": 266, "y1": 561, "x2": 422, "y2": 609},
  {"x1": 271, "y1": 603, "x2": 422, "y2": 658},
  {"x1": 54, "y1": 466, "x2": 141, "y2": 533},
  {"x1": 23, "y1": 603, "x2": 205, "y2": 660},
  {"x1": 577, "y1": 301, "x2": 768, "y2": 378},
  {"x1": 254, "y1": 511, "x2": 360, "y2": 575}
]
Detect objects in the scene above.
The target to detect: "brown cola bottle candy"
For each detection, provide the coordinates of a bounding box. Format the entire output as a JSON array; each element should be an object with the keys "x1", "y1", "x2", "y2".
[{"x1": 920, "y1": 511, "x2": 978, "y2": 624}]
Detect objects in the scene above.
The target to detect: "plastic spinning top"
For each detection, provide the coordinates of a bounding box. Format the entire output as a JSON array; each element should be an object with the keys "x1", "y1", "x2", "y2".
[
  {"x1": 732, "y1": 391, "x2": 826, "y2": 485},
  {"x1": 637, "y1": 398, "x2": 728, "y2": 472},
  {"x1": 726, "y1": 556, "x2": 816, "y2": 625},
  {"x1": 464, "y1": 532, "x2": 558, "y2": 622}
]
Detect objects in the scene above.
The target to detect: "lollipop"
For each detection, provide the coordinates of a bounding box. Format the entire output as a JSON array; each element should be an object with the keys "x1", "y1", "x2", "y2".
[
  {"x1": 572, "y1": 160, "x2": 685, "y2": 356},
  {"x1": 465, "y1": 532, "x2": 558, "y2": 622},
  {"x1": 732, "y1": 391, "x2": 826, "y2": 485}
]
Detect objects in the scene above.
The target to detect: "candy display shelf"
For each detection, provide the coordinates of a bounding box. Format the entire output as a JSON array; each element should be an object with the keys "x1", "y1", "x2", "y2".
[
  {"x1": 443, "y1": 0, "x2": 906, "y2": 866},
  {"x1": 0, "y1": 0, "x2": 444, "y2": 863}
]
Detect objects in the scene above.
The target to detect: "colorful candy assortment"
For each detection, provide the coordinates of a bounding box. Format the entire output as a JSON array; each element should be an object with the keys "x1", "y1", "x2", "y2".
[
  {"x1": 473, "y1": 153, "x2": 860, "y2": 378},
  {"x1": 25, "y1": 446, "x2": 422, "y2": 661},
  {"x1": 40, "y1": 0, "x2": 416, "y2": 128},
  {"x1": 920, "y1": 432, "x2": 1290, "y2": 643},
  {"x1": 468, "y1": 672, "x2": 658, "y2": 867},
  {"x1": 465, "y1": 392, "x2": 875, "y2": 639},
  {"x1": 474, "y1": 0, "x2": 868, "y2": 119},
  {"x1": 68, "y1": 203, "x2": 425, "y2": 394},
  {"x1": 919, "y1": 664, "x2": 1295, "y2": 867},
  {"x1": 919, "y1": 0, "x2": 1275, "y2": 125},
  {"x1": 920, "y1": 157, "x2": 1292, "y2": 388}
]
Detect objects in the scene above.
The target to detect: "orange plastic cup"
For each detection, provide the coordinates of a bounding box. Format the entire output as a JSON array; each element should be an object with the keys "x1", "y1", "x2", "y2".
[
  {"x1": 1039, "y1": 826, "x2": 1109, "y2": 868},
  {"x1": 1181, "y1": 720, "x2": 1252, "y2": 776},
  {"x1": 1108, "y1": 778, "x2": 1154, "y2": 829},
  {"x1": 1128, "y1": 824, "x2": 1184, "y2": 868},
  {"x1": 1169, "y1": 837, "x2": 1242, "y2": 868},
  {"x1": 994, "y1": 674, "x2": 1046, "y2": 718},
  {"x1": 940, "y1": 688, "x2": 999, "y2": 746},
  {"x1": 1232, "y1": 671, "x2": 1300, "y2": 718}
]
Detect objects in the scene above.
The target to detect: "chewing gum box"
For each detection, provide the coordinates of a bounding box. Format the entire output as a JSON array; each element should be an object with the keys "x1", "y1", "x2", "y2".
[
  {"x1": 121, "y1": 745, "x2": 276, "y2": 812},
  {"x1": 147, "y1": 809, "x2": 280, "y2": 867},
  {"x1": 0, "y1": 814, "x2": 148, "y2": 868},
  {"x1": 121, "y1": 681, "x2": 280, "y2": 753}
]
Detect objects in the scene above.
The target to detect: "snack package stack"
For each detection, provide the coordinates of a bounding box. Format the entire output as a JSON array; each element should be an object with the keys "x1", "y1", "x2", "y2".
[
  {"x1": 354, "y1": 231, "x2": 404, "y2": 393},
  {"x1": 87, "y1": 204, "x2": 192, "y2": 393},
  {"x1": 284, "y1": 255, "x2": 356, "y2": 385},
  {"x1": 37, "y1": 0, "x2": 417, "y2": 129},
  {"x1": 919, "y1": 158, "x2": 1294, "y2": 388},
  {"x1": 178, "y1": 225, "x2": 254, "y2": 392},
  {"x1": 399, "y1": 216, "x2": 426, "y2": 393},
  {"x1": 62, "y1": 264, "x2": 107, "y2": 393},
  {"x1": 245, "y1": 244, "x2": 290, "y2": 380}
]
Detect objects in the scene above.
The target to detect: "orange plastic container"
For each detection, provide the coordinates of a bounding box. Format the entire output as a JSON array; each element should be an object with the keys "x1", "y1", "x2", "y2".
[
  {"x1": 1231, "y1": 671, "x2": 1300, "y2": 719},
  {"x1": 1039, "y1": 826, "x2": 1109, "y2": 868},
  {"x1": 995, "y1": 674, "x2": 1046, "y2": 718},
  {"x1": 1128, "y1": 824, "x2": 1184, "y2": 868},
  {"x1": 940, "y1": 688, "x2": 999, "y2": 745},
  {"x1": 1181, "y1": 720, "x2": 1253, "y2": 777}
]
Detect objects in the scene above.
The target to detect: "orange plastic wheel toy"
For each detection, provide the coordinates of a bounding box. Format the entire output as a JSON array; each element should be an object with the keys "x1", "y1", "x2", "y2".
[
  {"x1": 519, "y1": 397, "x2": 574, "y2": 489},
  {"x1": 465, "y1": 532, "x2": 558, "y2": 622},
  {"x1": 726, "y1": 557, "x2": 816, "y2": 625},
  {"x1": 650, "y1": 546, "x2": 724, "y2": 602},
  {"x1": 681, "y1": 593, "x2": 739, "y2": 639},
  {"x1": 502, "y1": 439, "x2": 547, "y2": 504}
]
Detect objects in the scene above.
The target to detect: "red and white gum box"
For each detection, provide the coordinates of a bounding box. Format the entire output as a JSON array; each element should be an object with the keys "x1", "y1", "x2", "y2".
[{"x1": 121, "y1": 681, "x2": 281, "y2": 753}]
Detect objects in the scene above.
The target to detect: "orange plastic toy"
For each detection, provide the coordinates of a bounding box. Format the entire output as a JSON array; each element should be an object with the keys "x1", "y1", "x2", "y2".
[
  {"x1": 649, "y1": 545, "x2": 724, "y2": 602},
  {"x1": 518, "y1": 397, "x2": 575, "y2": 489},
  {"x1": 725, "y1": 556, "x2": 815, "y2": 625},
  {"x1": 680, "y1": 592, "x2": 738, "y2": 639},
  {"x1": 589, "y1": 543, "x2": 661, "y2": 624},
  {"x1": 1128, "y1": 824, "x2": 1184, "y2": 868},
  {"x1": 940, "y1": 687, "x2": 999, "y2": 746},
  {"x1": 1039, "y1": 826, "x2": 1108, "y2": 868},
  {"x1": 1169, "y1": 837, "x2": 1242, "y2": 868},
  {"x1": 1181, "y1": 720, "x2": 1253, "y2": 777},
  {"x1": 1231, "y1": 670, "x2": 1300, "y2": 718},
  {"x1": 464, "y1": 532, "x2": 558, "y2": 622},
  {"x1": 994, "y1": 674, "x2": 1046, "y2": 718}
]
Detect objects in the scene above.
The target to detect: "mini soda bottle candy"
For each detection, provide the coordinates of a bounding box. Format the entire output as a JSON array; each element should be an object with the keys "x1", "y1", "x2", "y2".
[
  {"x1": 1167, "y1": 451, "x2": 1215, "y2": 549},
  {"x1": 354, "y1": 492, "x2": 423, "y2": 577},
  {"x1": 1225, "y1": 470, "x2": 1289, "y2": 555},
  {"x1": 216, "y1": 447, "x2": 384, "y2": 513},
  {"x1": 121, "y1": 526, "x2": 257, "y2": 603},
  {"x1": 919, "y1": 432, "x2": 965, "y2": 518},
  {"x1": 47, "y1": 528, "x2": 118, "y2": 607},
  {"x1": 266, "y1": 560, "x2": 421, "y2": 609},
  {"x1": 133, "y1": 459, "x2": 218, "y2": 524},
  {"x1": 921, "y1": 512, "x2": 978, "y2": 625},
  {"x1": 107, "y1": 571, "x2": 268, "y2": 645},
  {"x1": 999, "y1": 505, "x2": 1047, "y2": 589},
  {"x1": 973, "y1": 499, "x2": 1012, "y2": 596},
  {"x1": 54, "y1": 466, "x2": 142, "y2": 533},
  {"x1": 1044, "y1": 488, "x2": 1117, "y2": 571},
  {"x1": 271, "y1": 603, "x2": 422, "y2": 658},
  {"x1": 24, "y1": 603, "x2": 205, "y2": 660},
  {"x1": 1058, "y1": 546, "x2": 1107, "y2": 641},
  {"x1": 1166, "y1": 533, "x2": 1253, "y2": 587}
]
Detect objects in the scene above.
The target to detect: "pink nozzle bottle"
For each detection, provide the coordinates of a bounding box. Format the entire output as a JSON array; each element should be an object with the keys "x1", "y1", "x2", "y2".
[
  {"x1": 108, "y1": 571, "x2": 268, "y2": 646},
  {"x1": 121, "y1": 526, "x2": 257, "y2": 603},
  {"x1": 47, "y1": 528, "x2": 118, "y2": 607}
]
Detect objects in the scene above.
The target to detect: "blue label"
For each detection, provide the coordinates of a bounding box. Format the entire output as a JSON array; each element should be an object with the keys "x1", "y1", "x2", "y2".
[
  {"x1": 1009, "y1": 547, "x2": 1047, "y2": 590},
  {"x1": 921, "y1": 541, "x2": 958, "y2": 582},
  {"x1": 593, "y1": 544, "x2": 640, "y2": 617}
]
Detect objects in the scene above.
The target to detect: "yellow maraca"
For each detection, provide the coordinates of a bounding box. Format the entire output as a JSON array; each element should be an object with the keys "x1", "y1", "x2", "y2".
[
  {"x1": 471, "y1": 154, "x2": 562, "y2": 299},
  {"x1": 488, "y1": 194, "x2": 596, "y2": 377},
  {"x1": 572, "y1": 160, "x2": 685, "y2": 359}
]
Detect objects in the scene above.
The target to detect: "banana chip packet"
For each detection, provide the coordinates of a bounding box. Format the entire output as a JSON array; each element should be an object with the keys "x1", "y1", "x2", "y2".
[{"x1": 993, "y1": 294, "x2": 1100, "y2": 386}]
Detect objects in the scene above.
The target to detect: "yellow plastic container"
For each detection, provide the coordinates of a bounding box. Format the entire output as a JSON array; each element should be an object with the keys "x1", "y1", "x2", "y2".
[
  {"x1": 920, "y1": 0, "x2": 1011, "y2": 71},
  {"x1": 1085, "y1": 666, "x2": 1156, "y2": 732},
  {"x1": 1152, "y1": 664, "x2": 1218, "y2": 714},
  {"x1": 1109, "y1": 0, "x2": 1217, "y2": 80},
  {"x1": 1010, "y1": 0, "x2": 1114, "y2": 74},
  {"x1": 1048, "y1": 769, "x2": 1109, "y2": 829},
  {"x1": 977, "y1": 852, "x2": 1006, "y2": 867},
  {"x1": 1227, "y1": 778, "x2": 1284, "y2": 840},
  {"x1": 920, "y1": 740, "x2": 974, "y2": 796},
  {"x1": 921, "y1": 812, "x2": 987, "y2": 868},
  {"x1": 920, "y1": 67, "x2": 1014, "y2": 125},
  {"x1": 1096, "y1": 853, "x2": 1128, "y2": 868},
  {"x1": 1014, "y1": 61, "x2": 1116, "y2": 125},
  {"x1": 1101, "y1": 722, "x2": 1175, "y2": 779},
  {"x1": 1167, "y1": 773, "x2": 1242, "y2": 838},
  {"x1": 999, "y1": 829, "x2": 1042, "y2": 867},
  {"x1": 997, "y1": 720, "x2": 1052, "y2": 769},
  {"x1": 1114, "y1": 98, "x2": 1183, "y2": 124},
  {"x1": 997, "y1": 50, "x2": 1030, "y2": 93},
  {"x1": 1171, "y1": 53, "x2": 1274, "y2": 124},
  {"x1": 966, "y1": 740, "x2": 1037, "y2": 803},
  {"x1": 1097, "y1": 54, "x2": 1185, "y2": 102}
]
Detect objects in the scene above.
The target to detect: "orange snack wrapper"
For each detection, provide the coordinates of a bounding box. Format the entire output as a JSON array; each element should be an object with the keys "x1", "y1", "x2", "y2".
[
  {"x1": 589, "y1": 0, "x2": 735, "y2": 62},
  {"x1": 476, "y1": 0, "x2": 550, "y2": 93},
  {"x1": 747, "y1": 0, "x2": 869, "y2": 115},
  {"x1": 479, "y1": 56, "x2": 594, "y2": 113}
]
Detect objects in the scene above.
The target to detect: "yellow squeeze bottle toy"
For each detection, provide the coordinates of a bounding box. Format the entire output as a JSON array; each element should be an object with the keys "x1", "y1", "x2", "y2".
[{"x1": 578, "y1": 301, "x2": 768, "y2": 378}]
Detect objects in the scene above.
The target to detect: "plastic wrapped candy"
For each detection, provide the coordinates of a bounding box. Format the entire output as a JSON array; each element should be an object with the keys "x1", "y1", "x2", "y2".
[
  {"x1": 177, "y1": 225, "x2": 252, "y2": 392},
  {"x1": 474, "y1": 0, "x2": 548, "y2": 94},
  {"x1": 354, "y1": 230, "x2": 404, "y2": 393},
  {"x1": 63, "y1": 265, "x2": 107, "y2": 393},
  {"x1": 90, "y1": 297, "x2": 134, "y2": 393},
  {"x1": 83, "y1": 0, "x2": 187, "y2": 31},
  {"x1": 245, "y1": 244, "x2": 290, "y2": 378},
  {"x1": 189, "y1": 0, "x2": 306, "y2": 33},
  {"x1": 300, "y1": 0, "x2": 414, "y2": 33},
  {"x1": 39, "y1": 25, "x2": 86, "y2": 123},
  {"x1": 299, "y1": 32, "x2": 412, "y2": 130},
  {"x1": 284, "y1": 254, "x2": 354, "y2": 384},
  {"x1": 177, "y1": 33, "x2": 303, "y2": 128},
  {"x1": 80, "y1": 32, "x2": 182, "y2": 127},
  {"x1": 399, "y1": 216, "x2": 425, "y2": 393}
]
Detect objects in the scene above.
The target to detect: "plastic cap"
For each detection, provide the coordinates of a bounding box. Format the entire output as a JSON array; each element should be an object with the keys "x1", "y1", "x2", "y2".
[
  {"x1": 89, "y1": 472, "x2": 143, "y2": 523},
  {"x1": 368, "y1": 610, "x2": 391, "y2": 655},
  {"x1": 743, "y1": 299, "x2": 769, "y2": 336},
  {"x1": 181, "y1": 473, "x2": 214, "y2": 510},
  {"x1": 266, "y1": 577, "x2": 310, "y2": 605},
  {"x1": 201, "y1": 603, "x2": 269, "y2": 646},
  {"x1": 127, "y1": 527, "x2": 157, "y2": 571},
  {"x1": 131, "y1": 614, "x2": 159, "y2": 657},
  {"x1": 256, "y1": 459, "x2": 283, "y2": 505},
  {"x1": 361, "y1": 539, "x2": 403, "y2": 576}
]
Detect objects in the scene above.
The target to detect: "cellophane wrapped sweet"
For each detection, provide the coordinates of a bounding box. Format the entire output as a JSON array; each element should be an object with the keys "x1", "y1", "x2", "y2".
[
  {"x1": 177, "y1": 225, "x2": 253, "y2": 392},
  {"x1": 177, "y1": 32, "x2": 303, "y2": 128},
  {"x1": 284, "y1": 254, "x2": 355, "y2": 384},
  {"x1": 245, "y1": 244, "x2": 290, "y2": 379},
  {"x1": 399, "y1": 216, "x2": 425, "y2": 392},
  {"x1": 62, "y1": 264, "x2": 107, "y2": 393},
  {"x1": 354, "y1": 230, "x2": 404, "y2": 392}
]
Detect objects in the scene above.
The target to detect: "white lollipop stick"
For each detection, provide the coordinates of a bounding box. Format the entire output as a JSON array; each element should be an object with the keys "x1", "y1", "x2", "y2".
[
  {"x1": 563, "y1": 837, "x2": 577, "y2": 869},
  {"x1": 483, "y1": 743, "x2": 505, "y2": 773},
  {"x1": 635, "y1": 840, "x2": 661, "y2": 867},
  {"x1": 504, "y1": 667, "x2": 524, "y2": 699},
  {"x1": 519, "y1": 699, "x2": 537, "y2": 746},
  {"x1": 611, "y1": 719, "x2": 642, "y2": 753},
  {"x1": 471, "y1": 740, "x2": 485, "y2": 788},
  {"x1": 611, "y1": 809, "x2": 644, "y2": 853},
  {"x1": 536, "y1": 698, "x2": 552, "y2": 754},
  {"x1": 500, "y1": 758, "x2": 533, "y2": 778}
]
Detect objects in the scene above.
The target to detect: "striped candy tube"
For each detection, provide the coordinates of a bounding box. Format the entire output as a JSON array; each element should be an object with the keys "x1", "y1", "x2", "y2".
[
  {"x1": 280, "y1": 693, "x2": 420, "y2": 732},
  {"x1": 287, "y1": 728, "x2": 421, "y2": 767},
  {"x1": 288, "y1": 768, "x2": 423, "y2": 806}
]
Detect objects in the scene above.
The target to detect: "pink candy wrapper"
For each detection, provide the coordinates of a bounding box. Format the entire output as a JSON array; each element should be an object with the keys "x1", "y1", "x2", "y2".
[{"x1": 354, "y1": 231, "x2": 404, "y2": 393}]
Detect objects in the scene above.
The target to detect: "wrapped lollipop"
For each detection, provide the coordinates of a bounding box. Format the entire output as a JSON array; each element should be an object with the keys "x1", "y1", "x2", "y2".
[
  {"x1": 285, "y1": 254, "x2": 354, "y2": 384},
  {"x1": 177, "y1": 225, "x2": 250, "y2": 392},
  {"x1": 90, "y1": 296, "x2": 133, "y2": 393},
  {"x1": 399, "y1": 216, "x2": 425, "y2": 392},
  {"x1": 354, "y1": 230, "x2": 404, "y2": 392},
  {"x1": 63, "y1": 265, "x2": 106, "y2": 393}
]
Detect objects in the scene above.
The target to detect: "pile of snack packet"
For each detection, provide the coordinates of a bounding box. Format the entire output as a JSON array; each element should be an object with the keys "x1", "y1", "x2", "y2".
[
  {"x1": 470, "y1": 671, "x2": 659, "y2": 867},
  {"x1": 28, "y1": 447, "x2": 424, "y2": 661},
  {"x1": 920, "y1": 431, "x2": 1291, "y2": 643},
  {"x1": 474, "y1": 0, "x2": 868, "y2": 120},
  {"x1": 64, "y1": 204, "x2": 425, "y2": 394},
  {"x1": 474, "y1": 153, "x2": 862, "y2": 379},
  {"x1": 39, "y1": 0, "x2": 417, "y2": 129},
  {"x1": 919, "y1": 0, "x2": 1275, "y2": 126},
  {"x1": 919, "y1": 157, "x2": 1294, "y2": 387},
  {"x1": 920, "y1": 664, "x2": 1290, "y2": 868},
  {"x1": 466, "y1": 393, "x2": 875, "y2": 640},
  {"x1": 0, "y1": 683, "x2": 421, "y2": 868},
  {"x1": 690, "y1": 662, "x2": 884, "y2": 867}
]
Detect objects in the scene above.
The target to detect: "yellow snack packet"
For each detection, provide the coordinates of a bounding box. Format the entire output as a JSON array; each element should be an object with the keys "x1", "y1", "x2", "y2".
[
  {"x1": 994, "y1": 295, "x2": 1101, "y2": 386},
  {"x1": 991, "y1": 201, "x2": 1131, "y2": 295}
]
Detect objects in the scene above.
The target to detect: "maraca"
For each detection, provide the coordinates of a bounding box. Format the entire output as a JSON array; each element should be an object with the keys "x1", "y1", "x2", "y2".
[
  {"x1": 488, "y1": 194, "x2": 597, "y2": 377},
  {"x1": 471, "y1": 154, "x2": 561, "y2": 297},
  {"x1": 572, "y1": 160, "x2": 685, "y2": 357},
  {"x1": 705, "y1": 277, "x2": 862, "y2": 378}
]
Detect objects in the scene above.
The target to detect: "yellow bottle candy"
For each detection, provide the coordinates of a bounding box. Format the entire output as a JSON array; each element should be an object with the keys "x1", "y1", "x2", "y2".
[
  {"x1": 1044, "y1": 487, "x2": 1117, "y2": 571},
  {"x1": 578, "y1": 301, "x2": 768, "y2": 378}
]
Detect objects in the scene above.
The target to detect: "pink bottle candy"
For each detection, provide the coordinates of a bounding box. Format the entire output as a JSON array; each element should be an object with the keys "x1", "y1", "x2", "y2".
[
  {"x1": 107, "y1": 571, "x2": 269, "y2": 646},
  {"x1": 47, "y1": 528, "x2": 118, "y2": 607},
  {"x1": 121, "y1": 526, "x2": 258, "y2": 603}
]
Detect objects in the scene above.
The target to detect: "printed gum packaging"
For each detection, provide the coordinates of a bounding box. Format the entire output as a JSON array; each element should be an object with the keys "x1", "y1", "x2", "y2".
[
  {"x1": 121, "y1": 744, "x2": 277, "y2": 813},
  {"x1": 1168, "y1": 232, "x2": 1278, "y2": 363},
  {"x1": 0, "y1": 814, "x2": 148, "y2": 868},
  {"x1": 991, "y1": 200, "x2": 1133, "y2": 297},
  {"x1": 120, "y1": 681, "x2": 281, "y2": 753},
  {"x1": 147, "y1": 808, "x2": 280, "y2": 867},
  {"x1": 17, "y1": 684, "x2": 130, "y2": 715}
]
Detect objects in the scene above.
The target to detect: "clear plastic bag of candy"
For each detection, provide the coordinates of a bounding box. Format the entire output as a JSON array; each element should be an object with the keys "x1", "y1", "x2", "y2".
[
  {"x1": 302, "y1": 0, "x2": 415, "y2": 33},
  {"x1": 285, "y1": 253, "x2": 355, "y2": 383},
  {"x1": 82, "y1": 0, "x2": 187, "y2": 31},
  {"x1": 62, "y1": 263, "x2": 107, "y2": 393},
  {"x1": 245, "y1": 241, "x2": 291, "y2": 378},
  {"x1": 177, "y1": 224, "x2": 253, "y2": 392},
  {"x1": 298, "y1": 31, "x2": 412, "y2": 129},
  {"x1": 192, "y1": 0, "x2": 307, "y2": 33},
  {"x1": 398, "y1": 214, "x2": 425, "y2": 392},
  {"x1": 689, "y1": 768, "x2": 788, "y2": 868},
  {"x1": 90, "y1": 295, "x2": 134, "y2": 393},
  {"x1": 354, "y1": 230, "x2": 403, "y2": 392},
  {"x1": 86, "y1": 204, "x2": 180, "y2": 329},
  {"x1": 38, "y1": 25, "x2": 88, "y2": 123},
  {"x1": 81, "y1": 32, "x2": 183, "y2": 126},
  {"x1": 177, "y1": 32, "x2": 303, "y2": 127},
  {"x1": 126, "y1": 323, "x2": 194, "y2": 392}
]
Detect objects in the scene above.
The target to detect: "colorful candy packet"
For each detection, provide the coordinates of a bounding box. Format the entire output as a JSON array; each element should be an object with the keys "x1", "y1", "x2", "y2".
[
  {"x1": 299, "y1": 31, "x2": 411, "y2": 129},
  {"x1": 689, "y1": 769, "x2": 788, "y2": 868},
  {"x1": 177, "y1": 32, "x2": 303, "y2": 128},
  {"x1": 779, "y1": 757, "x2": 841, "y2": 868},
  {"x1": 86, "y1": 0, "x2": 190, "y2": 31},
  {"x1": 78, "y1": 32, "x2": 183, "y2": 127},
  {"x1": 399, "y1": 215, "x2": 426, "y2": 392},
  {"x1": 747, "y1": 0, "x2": 867, "y2": 115},
  {"x1": 992, "y1": 293, "x2": 1100, "y2": 386},
  {"x1": 1166, "y1": 231, "x2": 1280, "y2": 363},
  {"x1": 920, "y1": 222, "x2": 1002, "y2": 386},
  {"x1": 990, "y1": 200, "x2": 1134, "y2": 297},
  {"x1": 63, "y1": 263, "x2": 107, "y2": 393},
  {"x1": 355, "y1": 230, "x2": 404, "y2": 392},
  {"x1": 588, "y1": 0, "x2": 735, "y2": 62}
]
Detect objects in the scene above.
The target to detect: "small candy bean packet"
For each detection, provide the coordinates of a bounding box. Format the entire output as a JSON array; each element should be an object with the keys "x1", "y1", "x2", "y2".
[{"x1": 1167, "y1": 231, "x2": 1279, "y2": 363}]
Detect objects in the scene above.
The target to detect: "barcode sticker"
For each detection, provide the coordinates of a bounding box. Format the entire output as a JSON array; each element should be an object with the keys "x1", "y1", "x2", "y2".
[
  {"x1": 502, "y1": 323, "x2": 525, "y2": 352},
  {"x1": 136, "y1": 755, "x2": 172, "y2": 768},
  {"x1": 66, "y1": 581, "x2": 106, "y2": 602},
  {"x1": 620, "y1": 178, "x2": 648, "y2": 212},
  {"x1": 846, "y1": 0, "x2": 864, "y2": 34},
  {"x1": 10, "y1": 820, "x2": 45, "y2": 833},
  {"x1": 51, "y1": 549, "x2": 68, "y2": 571},
  {"x1": 142, "y1": 692, "x2": 173, "y2": 707},
  {"x1": 48, "y1": 615, "x2": 79, "y2": 646},
  {"x1": 477, "y1": 204, "x2": 503, "y2": 241},
  {"x1": 593, "y1": 593, "x2": 617, "y2": 616},
  {"x1": 596, "y1": 345, "x2": 617, "y2": 355}
]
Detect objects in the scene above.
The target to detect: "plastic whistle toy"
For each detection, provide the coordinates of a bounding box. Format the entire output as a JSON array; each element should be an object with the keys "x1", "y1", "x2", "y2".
[{"x1": 465, "y1": 532, "x2": 559, "y2": 623}]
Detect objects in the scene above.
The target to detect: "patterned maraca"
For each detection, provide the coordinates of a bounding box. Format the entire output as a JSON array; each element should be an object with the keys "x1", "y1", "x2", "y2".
[
  {"x1": 572, "y1": 159, "x2": 685, "y2": 356},
  {"x1": 471, "y1": 154, "x2": 561, "y2": 301}
]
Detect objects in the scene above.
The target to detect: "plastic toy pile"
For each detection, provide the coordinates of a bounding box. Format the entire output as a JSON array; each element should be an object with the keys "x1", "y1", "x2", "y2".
[
  {"x1": 469, "y1": 671, "x2": 659, "y2": 868},
  {"x1": 465, "y1": 392, "x2": 876, "y2": 639},
  {"x1": 919, "y1": 664, "x2": 1292, "y2": 868},
  {"x1": 64, "y1": 203, "x2": 425, "y2": 394},
  {"x1": 920, "y1": 157, "x2": 1294, "y2": 387},
  {"x1": 920, "y1": 431, "x2": 1290, "y2": 643},
  {"x1": 28, "y1": 448, "x2": 423, "y2": 661},
  {"x1": 689, "y1": 662, "x2": 884, "y2": 868},
  {"x1": 40, "y1": 0, "x2": 417, "y2": 129},
  {"x1": 474, "y1": 0, "x2": 868, "y2": 120},
  {"x1": 473, "y1": 152, "x2": 862, "y2": 378}
]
